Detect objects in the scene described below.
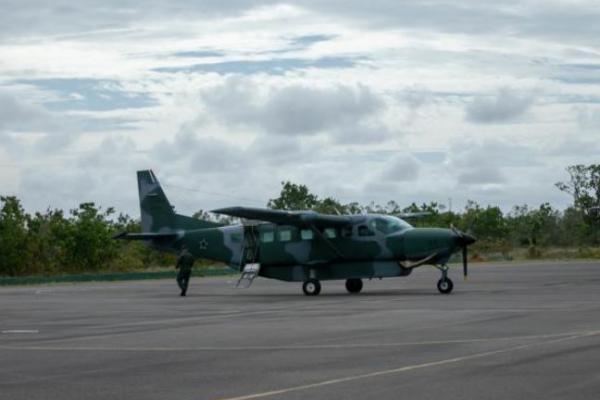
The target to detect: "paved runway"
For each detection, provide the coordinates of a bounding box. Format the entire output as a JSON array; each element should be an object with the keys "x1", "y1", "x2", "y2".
[{"x1": 1, "y1": 261, "x2": 599, "y2": 400}]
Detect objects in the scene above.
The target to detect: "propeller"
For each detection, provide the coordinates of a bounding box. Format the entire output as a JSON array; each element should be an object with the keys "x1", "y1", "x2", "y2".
[{"x1": 451, "y1": 225, "x2": 476, "y2": 280}]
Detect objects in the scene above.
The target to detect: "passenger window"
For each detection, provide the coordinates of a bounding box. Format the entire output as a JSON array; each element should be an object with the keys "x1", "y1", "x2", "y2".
[
  {"x1": 324, "y1": 228, "x2": 336, "y2": 238},
  {"x1": 279, "y1": 229, "x2": 292, "y2": 242},
  {"x1": 301, "y1": 229, "x2": 314, "y2": 240},
  {"x1": 260, "y1": 231, "x2": 274, "y2": 243},
  {"x1": 231, "y1": 232, "x2": 242, "y2": 243},
  {"x1": 341, "y1": 226, "x2": 353, "y2": 238},
  {"x1": 358, "y1": 225, "x2": 375, "y2": 237}
]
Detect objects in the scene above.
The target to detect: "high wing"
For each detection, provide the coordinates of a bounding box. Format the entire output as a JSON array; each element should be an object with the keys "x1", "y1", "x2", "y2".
[
  {"x1": 211, "y1": 207, "x2": 352, "y2": 228},
  {"x1": 396, "y1": 211, "x2": 432, "y2": 218}
]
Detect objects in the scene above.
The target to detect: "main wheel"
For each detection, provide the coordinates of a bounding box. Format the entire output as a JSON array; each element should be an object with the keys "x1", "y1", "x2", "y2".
[
  {"x1": 302, "y1": 279, "x2": 321, "y2": 296},
  {"x1": 345, "y1": 278, "x2": 363, "y2": 294},
  {"x1": 437, "y1": 277, "x2": 454, "y2": 294}
]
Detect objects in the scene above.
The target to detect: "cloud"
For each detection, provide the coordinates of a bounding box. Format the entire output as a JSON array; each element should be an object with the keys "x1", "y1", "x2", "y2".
[
  {"x1": 17, "y1": 79, "x2": 157, "y2": 111},
  {"x1": 201, "y1": 77, "x2": 385, "y2": 136},
  {"x1": 450, "y1": 138, "x2": 542, "y2": 169},
  {"x1": 0, "y1": 90, "x2": 73, "y2": 154},
  {"x1": 153, "y1": 56, "x2": 359, "y2": 75},
  {"x1": 465, "y1": 88, "x2": 536, "y2": 123},
  {"x1": 0, "y1": 1, "x2": 267, "y2": 40},
  {"x1": 0, "y1": 91, "x2": 53, "y2": 132},
  {"x1": 2, "y1": 0, "x2": 599, "y2": 216},
  {"x1": 381, "y1": 154, "x2": 420, "y2": 182},
  {"x1": 575, "y1": 105, "x2": 600, "y2": 130},
  {"x1": 458, "y1": 166, "x2": 505, "y2": 185}
]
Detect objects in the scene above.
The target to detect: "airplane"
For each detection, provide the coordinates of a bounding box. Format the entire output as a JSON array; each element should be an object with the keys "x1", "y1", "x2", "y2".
[{"x1": 115, "y1": 170, "x2": 476, "y2": 296}]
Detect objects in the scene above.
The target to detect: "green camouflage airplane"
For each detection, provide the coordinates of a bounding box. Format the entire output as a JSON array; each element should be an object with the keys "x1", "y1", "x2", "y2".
[{"x1": 115, "y1": 170, "x2": 476, "y2": 296}]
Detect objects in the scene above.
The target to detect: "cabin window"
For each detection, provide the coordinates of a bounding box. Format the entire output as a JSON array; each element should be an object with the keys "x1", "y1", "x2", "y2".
[
  {"x1": 279, "y1": 228, "x2": 292, "y2": 242},
  {"x1": 324, "y1": 228, "x2": 336, "y2": 238},
  {"x1": 260, "y1": 231, "x2": 274, "y2": 243},
  {"x1": 300, "y1": 229, "x2": 314, "y2": 240},
  {"x1": 358, "y1": 225, "x2": 375, "y2": 237},
  {"x1": 231, "y1": 232, "x2": 242, "y2": 243}
]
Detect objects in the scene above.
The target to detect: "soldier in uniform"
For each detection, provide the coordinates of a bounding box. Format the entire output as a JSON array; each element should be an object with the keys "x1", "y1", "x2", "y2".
[{"x1": 175, "y1": 245, "x2": 195, "y2": 296}]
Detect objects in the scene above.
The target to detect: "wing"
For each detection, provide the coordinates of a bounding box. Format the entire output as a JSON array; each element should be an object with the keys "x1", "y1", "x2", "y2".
[
  {"x1": 211, "y1": 207, "x2": 352, "y2": 228},
  {"x1": 396, "y1": 211, "x2": 432, "y2": 218}
]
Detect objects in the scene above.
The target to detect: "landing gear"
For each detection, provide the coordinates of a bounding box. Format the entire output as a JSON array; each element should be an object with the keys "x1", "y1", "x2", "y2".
[
  {"x1": 302, "y1": 279, "x2": 321, "y2": 296},
  {"x1": 437, "y1": 277, "x2": 454, "y2": 294},
  {"x1": 435, "y1": 265, "x2": 454, "y2": 294},
  {"x1": 345, "y1": 278, "x2": 363, "y2": 294}
]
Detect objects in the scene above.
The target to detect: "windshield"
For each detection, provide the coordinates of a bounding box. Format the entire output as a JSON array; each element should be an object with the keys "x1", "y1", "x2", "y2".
[{"x1": 369, "y1": 215, "x2": 412, "y2": 234}]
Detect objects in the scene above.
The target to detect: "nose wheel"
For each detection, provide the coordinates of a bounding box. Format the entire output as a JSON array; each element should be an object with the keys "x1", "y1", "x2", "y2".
[
  {"x1": 437, "y1": 277, "x2": 454, "y2": 294},
  {"x1": 435, "y1": 265, "x2": 454, "y2": 294},
  {"x1": 302, "y1": 279, "x2": 321, "y2": 296}
]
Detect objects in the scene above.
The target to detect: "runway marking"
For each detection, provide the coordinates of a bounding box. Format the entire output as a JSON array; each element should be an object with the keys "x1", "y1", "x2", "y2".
[
  {"x1": 214, "y1": 330, "x2": 600, "y2": 400},
  {"x1": 0, "y1": 331, "x2": 595, "y2": 352},
  {"x1": 1, "y1": 330, "x2": 39, "y2": 334}
]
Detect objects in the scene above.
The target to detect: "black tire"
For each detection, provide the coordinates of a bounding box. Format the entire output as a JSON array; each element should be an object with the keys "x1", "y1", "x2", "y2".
[
  {"x1": 303, "y1": 279, "x2": 321, "y2": 296},
  {"x1": 345, "y1": 278, "x2": 363, "y2": 294},
  {"x1": 437, "y1": 277, "x2": 454, "y2": 294}
]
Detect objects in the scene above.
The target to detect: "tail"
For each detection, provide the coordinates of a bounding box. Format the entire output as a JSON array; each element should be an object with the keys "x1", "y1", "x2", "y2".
[{"x1": 137, "y1": 170, "x2": 222, "y2": 233}]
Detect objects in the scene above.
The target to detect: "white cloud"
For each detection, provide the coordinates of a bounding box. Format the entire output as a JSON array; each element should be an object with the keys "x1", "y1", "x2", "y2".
[
  {"x1": 200, "y1": 76, "x2": 385, "y2": 137},
  {"x1": 381, "y1": 154, "x2": 421, "y2": 182},
  {"x1": 465, "y1": 87, "x2": 537, "y2": 123},
  {"x1": 0, "y1": 0, "x2": 598, "y2": 215}
]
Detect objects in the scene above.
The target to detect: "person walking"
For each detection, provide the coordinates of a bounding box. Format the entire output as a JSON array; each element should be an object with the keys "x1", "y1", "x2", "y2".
[{"x1": 176, "y1": 245, "x2": 195, "y2": 296}]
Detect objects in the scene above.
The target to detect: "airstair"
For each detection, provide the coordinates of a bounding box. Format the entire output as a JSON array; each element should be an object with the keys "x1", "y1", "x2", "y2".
[{"x1": 236, "y1": 222, "x2": 261, "y2": 288}]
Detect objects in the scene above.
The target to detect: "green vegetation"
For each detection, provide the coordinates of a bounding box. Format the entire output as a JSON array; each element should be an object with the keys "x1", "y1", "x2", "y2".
[
  {"x1": 0, "y1": 199, "x2": 175, "y2": 277},
  {"x1": 267, "y1": 163, "x2": 600, "y2": 261},
  {"x1": 0, "y1": 164, "x2": 598, "y2": 277}
]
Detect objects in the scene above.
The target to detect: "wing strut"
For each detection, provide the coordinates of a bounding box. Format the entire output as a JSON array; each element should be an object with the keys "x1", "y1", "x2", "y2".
[{"x1": 309, "y1": 225, "x2": 346, "y2": 260}]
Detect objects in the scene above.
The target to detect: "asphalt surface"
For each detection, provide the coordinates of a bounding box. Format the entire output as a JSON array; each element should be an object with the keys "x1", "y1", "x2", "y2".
[{"x1": 1, "y1": 261, "x2": 599, "y2": 400}]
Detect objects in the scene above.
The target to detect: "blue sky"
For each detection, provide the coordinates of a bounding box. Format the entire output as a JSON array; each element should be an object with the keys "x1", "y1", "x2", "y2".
[{"x1": 0, "y1": 1, "x2": 599, "y2": 216}]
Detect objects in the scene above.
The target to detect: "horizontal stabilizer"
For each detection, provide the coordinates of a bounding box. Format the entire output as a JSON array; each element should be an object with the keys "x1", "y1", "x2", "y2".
[{"x1": 113, "y1": 231, "x2": 180, "y2": 241}]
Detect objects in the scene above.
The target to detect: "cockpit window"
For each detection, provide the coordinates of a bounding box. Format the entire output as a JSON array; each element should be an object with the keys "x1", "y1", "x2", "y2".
[
  {"x1": 369, "y1": 216, "x2": 412, "y2": 234},
  {"x1": 358, "y1": 225, "x2": 375, "y2": 237}
]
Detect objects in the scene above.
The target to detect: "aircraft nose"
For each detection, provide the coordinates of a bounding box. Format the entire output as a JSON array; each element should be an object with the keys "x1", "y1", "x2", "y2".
[{"x1": 453, "y1": 230, "x2": 476, "y2": 247}]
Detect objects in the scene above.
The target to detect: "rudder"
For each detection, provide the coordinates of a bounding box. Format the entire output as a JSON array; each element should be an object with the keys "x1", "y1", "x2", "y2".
[{"x1": 137, "y1": 170, "x2": 223, "y2": 233}]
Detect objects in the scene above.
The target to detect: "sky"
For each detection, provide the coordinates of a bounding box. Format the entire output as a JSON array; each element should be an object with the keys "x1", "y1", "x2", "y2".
[{"x1": 1, "y1": 0, "x2": 599, "y2": 218}]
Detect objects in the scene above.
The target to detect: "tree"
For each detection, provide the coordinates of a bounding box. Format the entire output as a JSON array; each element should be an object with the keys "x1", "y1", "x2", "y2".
[
  {"x1": 507, "y1": 203, "x2": 560, "y2": 248},
  {"x1": 267, "y1": 181, "x2": 319, "y2": 210},
  {"x1": 556, "y1": 164, "x2": 600, "y2": 244},
  {"x1": 26, "y1": 208, "x2": 70, "y2": 275},
  {"x1": 62, "y1": 202, "x2": 119, "y2": 272},
  {"x1": 0, "y1": 196, "x2": 29, "y2": 276}
]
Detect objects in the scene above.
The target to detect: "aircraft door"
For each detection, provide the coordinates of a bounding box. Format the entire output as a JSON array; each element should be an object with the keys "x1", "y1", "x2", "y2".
[{"x1": 241, "y1": 224, "x2": 260, "y2": 265}]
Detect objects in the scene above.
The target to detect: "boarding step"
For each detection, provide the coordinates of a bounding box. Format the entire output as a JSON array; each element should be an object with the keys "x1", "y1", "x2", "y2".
[{"x1": 236, "y1": 263, "x2": 261, "y2": 288}]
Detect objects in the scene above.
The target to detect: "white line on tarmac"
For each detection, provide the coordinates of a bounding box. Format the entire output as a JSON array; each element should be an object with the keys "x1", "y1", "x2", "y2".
[
  {"x1": 0, "y1": 331, "x2": 595, "y2": 352},
  {"x1": 1, "y1": 330, "x2": 39, "y2": 334},
  {"x1": 214, "y1": 330, "x2": 600, "y2": 400}
]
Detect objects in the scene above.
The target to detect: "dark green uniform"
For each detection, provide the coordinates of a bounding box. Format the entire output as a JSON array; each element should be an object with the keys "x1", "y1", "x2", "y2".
[{"x1": 176, "y1": 249, "x2": 194, "y2": 296}]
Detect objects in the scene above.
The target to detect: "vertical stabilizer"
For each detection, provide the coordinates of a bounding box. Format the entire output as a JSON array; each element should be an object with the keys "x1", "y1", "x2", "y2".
[
  {"x1": 137, "y1": 170, "x2": 224, "y2": 233},
  {"x1": 137, "y1": 170, "x2": 175, "y2": 232}
]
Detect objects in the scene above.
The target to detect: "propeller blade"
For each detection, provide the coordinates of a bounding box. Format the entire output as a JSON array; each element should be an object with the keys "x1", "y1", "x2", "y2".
[{"x1": 463, "y1": 245, "x2": 468, "y2": 280}]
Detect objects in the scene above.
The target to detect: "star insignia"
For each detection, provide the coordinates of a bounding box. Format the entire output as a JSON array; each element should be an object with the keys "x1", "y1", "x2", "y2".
[{"x1": 198, "y1": 239, "x2": 208, "y2": 250}]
